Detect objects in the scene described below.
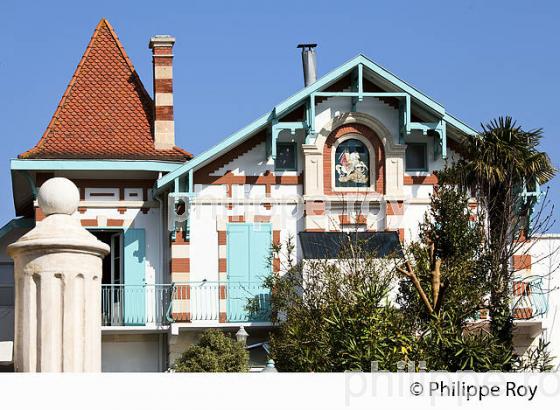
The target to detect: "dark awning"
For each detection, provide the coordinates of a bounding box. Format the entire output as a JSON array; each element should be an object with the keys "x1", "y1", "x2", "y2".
[{"x1": 298, "y1": 231, "x2": 403, "y2": 259}]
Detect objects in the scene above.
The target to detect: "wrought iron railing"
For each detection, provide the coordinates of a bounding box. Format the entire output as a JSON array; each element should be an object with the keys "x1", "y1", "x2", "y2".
[
  {"x1": 511, "y1": 276, "x2": 548, "y2": 320},
  {"x1": 170, "y1": 281, "x2": 271, "y2": 323},
  {"x1": 101, "y1": 284, "x2": 173, "y2": 326}
]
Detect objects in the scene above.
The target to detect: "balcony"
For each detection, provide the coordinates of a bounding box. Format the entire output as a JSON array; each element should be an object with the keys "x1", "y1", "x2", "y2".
[
  {"x1": 101, "y1": 284, "x2": 173, "y2": 327},
  {"x1": 170, "y1": 281, "x2": 272, "y2": 323},
  {"x1": 100, "y1": 281, "x2": 272, "y2": 328},
  {"x1": 511, "y1": 275, "x2": 548, "y2": 320}
]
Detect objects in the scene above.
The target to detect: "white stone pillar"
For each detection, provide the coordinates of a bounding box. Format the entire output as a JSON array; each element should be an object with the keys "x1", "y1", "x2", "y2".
[{"x1": 7, "y1": 178, "x2": 109, "y2": 372}]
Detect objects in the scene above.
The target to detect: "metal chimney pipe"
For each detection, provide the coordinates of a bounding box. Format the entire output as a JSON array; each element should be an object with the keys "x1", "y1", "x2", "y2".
[{"x1": 297, "y1": 43, "x2": 317, "y2": 87}]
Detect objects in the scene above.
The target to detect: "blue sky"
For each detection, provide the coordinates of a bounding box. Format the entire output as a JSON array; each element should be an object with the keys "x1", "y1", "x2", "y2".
[{"x1": 0, "y1": 0, "x2": 558, "y2": 229}]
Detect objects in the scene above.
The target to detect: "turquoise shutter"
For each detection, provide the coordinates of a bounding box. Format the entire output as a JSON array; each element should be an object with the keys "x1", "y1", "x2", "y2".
[
  {"x1": 249, "y1": 224, "x2": 272, "y2": 283},
  {"x1": 226, "y1": 223, "x2": 271, "y2": 322},
  {"x1": 123, "y1": 228, "x2": 146, "y2": 325}
]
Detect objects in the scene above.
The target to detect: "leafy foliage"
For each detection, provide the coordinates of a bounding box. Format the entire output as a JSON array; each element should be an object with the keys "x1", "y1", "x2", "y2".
[
  {"x1": 173, "y1": 329, "x2": 249, "y2": 372},
  {"x1": 267, "y1": 236, "x2": 410, "y2": 371},
  {"x1": 443, "y1": 116, "x2": 556, "y2": 345},
  {"x1": 513, "y1": 338, "x2": 556, "y2": 372}
]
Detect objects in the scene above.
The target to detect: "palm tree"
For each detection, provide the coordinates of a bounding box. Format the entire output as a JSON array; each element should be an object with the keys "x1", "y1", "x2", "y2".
[{"x1": 443, "y1": 116, "x2": 555, "y2": 350}]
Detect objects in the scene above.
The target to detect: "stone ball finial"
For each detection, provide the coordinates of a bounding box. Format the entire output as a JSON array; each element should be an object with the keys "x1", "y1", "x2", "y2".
[{"x1": 37, "y1": 177, "x2": 80, "y2": 216}]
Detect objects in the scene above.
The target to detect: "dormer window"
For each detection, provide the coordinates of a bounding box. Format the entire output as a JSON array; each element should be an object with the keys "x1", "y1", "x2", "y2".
[{"x1": 335, "y1": 138, "x2": 370, "y2": 188}]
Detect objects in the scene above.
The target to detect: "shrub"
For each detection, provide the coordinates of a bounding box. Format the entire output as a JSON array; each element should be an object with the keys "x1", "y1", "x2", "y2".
[{"x1": 173, "y1": 329, "x2": 249, "y2": 372}]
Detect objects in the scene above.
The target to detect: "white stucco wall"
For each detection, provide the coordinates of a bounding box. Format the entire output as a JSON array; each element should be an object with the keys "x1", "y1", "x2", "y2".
[
  {"x1": 529, "y1": 235, "x2": 560, "y2": 369},
  {"x1": 78, "y1": 207, "x2": 163, "y2": 285}
]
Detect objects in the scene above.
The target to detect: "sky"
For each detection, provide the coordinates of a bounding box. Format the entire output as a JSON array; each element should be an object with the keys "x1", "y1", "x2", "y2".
[{"x1": 0, "y1": 0, "x2": 558, "y2": 229}]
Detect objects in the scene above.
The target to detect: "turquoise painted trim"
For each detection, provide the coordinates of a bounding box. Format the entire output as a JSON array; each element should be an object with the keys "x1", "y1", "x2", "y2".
[
  {"x1": 123, "y1": 228, "x2": 146, "y2": 325},
  {"x1": 11, "y1": 159, "x2": 183, "y2": 173},
  {"x1": 155, "y1": 54, "x2": 477, "y2": 192},
  {"x1": 443, "y1": 113, "x2": 477, "y2": 136},
  {"x1": 271, "y1": 121, "x2": 306, "y2": 160},
  {"x1": 0, "y1": 218, "x2": 34, "y2": 240}
]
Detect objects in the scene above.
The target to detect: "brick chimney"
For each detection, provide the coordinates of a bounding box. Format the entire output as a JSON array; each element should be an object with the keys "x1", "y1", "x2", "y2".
[{"x1": 149, "y1": 35, "x2": 175, "y2": 150}]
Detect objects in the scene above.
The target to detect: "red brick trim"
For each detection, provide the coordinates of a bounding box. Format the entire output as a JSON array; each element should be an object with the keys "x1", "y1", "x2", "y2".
[
  {"x1": 513, "y1": 281, "x2": 529, "y2": 296},
  {"x1": 403, "y1": 174, "x2": 438, "y2": 185},
  {"x1": 306, "y1": 228, "x2": 326, "y2": 232},
  {"x1": 324, "y1": 123, "x2": 385, "y2": 195},
  {"x1": 155, "y1": 106, "x2": 174, "y2": 120},
  {"x1": 154, "y1": 78, "x2": 173, "y2": 93},
  {"x1": 78, "y1": 207, "x2": 87, "y2": 214},
  {"x1": 219, "y1": 285, "x2": 227, "y2": 300},
  {"x1": 218, "y1": 258, "x2": 227, "y2": 273},
  {"x1": 273, "y1": 258, "x2": 281, "y2": 272},
  {"x1": 117, "y1": 207, "x2": 127, "y2": 214},
  {"x1": 254, "y1": 215, "x2": 271, "y2": 223},
  {"x1": 273, "y1": 230, "x2": 281, "y2": 245},
  {"x1": 218, "y1": 231, "x2": 227, "y2": 245},
  {"x1": 81, "y1": 219, "x2": 97, "y2": 227},
  {"x1": 107, "y1": 219, "x2": 124, "y2": 227},
  {"x1": 171, "y1": 258, "x2": 190, "y2": 272},
  {"x1": 512, "y1": 255, "x2": 531, "y2": 271},
  {"x1": 355, "y1": 214, "x2": 367, "y2": 225},
  {"x1": 339, "y1": 214, "x2": 351, "y2": 225},
  {"x1": 229, "y1": 215, "x2": 245, "y2": 223},
  {"x1": 175, "y1": 284, "x2": 191, "y2": 299},
  {"x1": 195, "y1": 132, "x2": 267, "y2": 178},
  {"x1": 172, "y1": 231, "x2": 189, "y2": 244},
  {"x1": 513, "y1": 307, "x2": 533, "y2": 319},
  {"x1": 219, "y1": 312, "x2": 227, "y2": 323},
  {"x1": 386, "y1": 201, "x2": 405, "y2": 216},
  {"x1": 305, "y1": 200, "x2": 325, "y2": 216},
  {"x1": 197, "y1": 173, "x2": 302, "y2": 186}
]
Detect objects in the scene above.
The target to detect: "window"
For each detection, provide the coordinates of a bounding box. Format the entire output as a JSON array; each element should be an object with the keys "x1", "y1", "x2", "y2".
[
  {"x1": 275, "y1": 142, "x2": 297, "y2": 171},
  {"x1": 335, "y1": 139, "x2": 370, "y2": 188},
  {"x1": 405, "y1": 143, "x2": 428, "y2": 171}
]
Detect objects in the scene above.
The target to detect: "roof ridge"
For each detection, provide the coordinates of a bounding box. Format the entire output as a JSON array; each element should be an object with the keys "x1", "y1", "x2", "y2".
[{"x1": 101, "y1": 19, "x2": 153, "y2": 107}]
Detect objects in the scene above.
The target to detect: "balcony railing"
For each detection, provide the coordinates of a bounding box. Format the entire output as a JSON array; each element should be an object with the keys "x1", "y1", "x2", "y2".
[
  {"x1": 511, "y1": 276, "x2": 548, "y2": 320},
  {"x1": 101, "y1": 284, "x2": 173, "y2": 326},
  {"x1": 171, "y1": 281, "x2": 271, "y2": 323}
]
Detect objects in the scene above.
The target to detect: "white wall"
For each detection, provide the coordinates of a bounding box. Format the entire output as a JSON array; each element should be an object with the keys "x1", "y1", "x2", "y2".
[
  {"x1": 78, "y1": 207, "x2": 162, "y2": 284},
  {"x1": 102, "y1": 333, "x2": 166, "y2": 372},
  {"x1": 529, "y1": 235, "x2": 560, "y2": 369}
]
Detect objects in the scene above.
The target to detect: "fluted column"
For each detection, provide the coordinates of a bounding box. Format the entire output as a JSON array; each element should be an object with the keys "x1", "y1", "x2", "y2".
[{"x1": 8, "y1": 178, "x2": 109, "y2": 372}]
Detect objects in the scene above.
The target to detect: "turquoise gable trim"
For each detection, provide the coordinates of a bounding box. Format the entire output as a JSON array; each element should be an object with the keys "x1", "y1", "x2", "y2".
[
  {"x1": 155, "y1": 54, "x2": 478, "y2": 192},
  {"x1": 11, "y1": 159, "x2": 183, "y2": 173},
  {"x1": 0, "y1": 218, "x2": 34, "y2": 241}
]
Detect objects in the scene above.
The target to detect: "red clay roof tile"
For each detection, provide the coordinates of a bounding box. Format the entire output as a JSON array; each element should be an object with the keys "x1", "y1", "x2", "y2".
[{"x1": 19, "y1": 19, "x2": 192, "y2": 162}]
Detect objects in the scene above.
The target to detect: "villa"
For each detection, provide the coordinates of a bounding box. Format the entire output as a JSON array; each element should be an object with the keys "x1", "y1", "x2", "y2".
[{"x1": 0, "y1": 19, "x2": 557, "y2": 371}]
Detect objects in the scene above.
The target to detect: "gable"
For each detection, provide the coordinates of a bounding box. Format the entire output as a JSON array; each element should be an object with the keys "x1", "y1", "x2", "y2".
[{"x1": 156, "y1": 54, "x2": 477, "y2": 193}]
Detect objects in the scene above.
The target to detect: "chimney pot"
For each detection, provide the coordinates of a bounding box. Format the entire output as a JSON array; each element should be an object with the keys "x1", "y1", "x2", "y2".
[
  {"x1": 149, "y1": 35, "x2": 176, "y2": 150},
  {"x1": 297, "y1": 44, "x2": 317, "y2": 87}
]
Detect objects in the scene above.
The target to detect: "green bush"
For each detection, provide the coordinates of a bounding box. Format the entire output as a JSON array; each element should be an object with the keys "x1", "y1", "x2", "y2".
[{"x1": 173, "y1": 329, "x2": 249, "y2": 372}]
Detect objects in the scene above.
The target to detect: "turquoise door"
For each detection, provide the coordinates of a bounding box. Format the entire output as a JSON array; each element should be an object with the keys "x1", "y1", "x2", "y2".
[
  {"x1": 226, "y1": 223, "x2": 271, "y2": 322},
  {"x1": 123, "y1": 228, "x2": 146, "y2": 325}
]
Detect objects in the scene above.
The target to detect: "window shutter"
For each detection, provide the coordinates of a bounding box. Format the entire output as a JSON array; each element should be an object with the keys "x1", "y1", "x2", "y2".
[{"x1": 123, "y1": 228, "x2": 146, "y2": 325}]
